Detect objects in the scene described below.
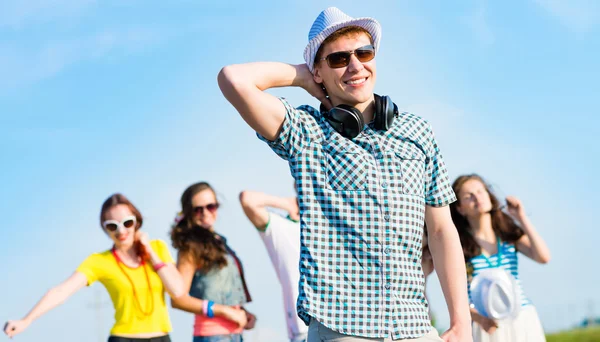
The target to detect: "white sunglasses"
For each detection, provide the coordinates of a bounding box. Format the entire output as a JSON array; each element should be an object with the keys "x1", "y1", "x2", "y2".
[{"x1": 102, "y1": 216, "x2": 137, "y2": 232}]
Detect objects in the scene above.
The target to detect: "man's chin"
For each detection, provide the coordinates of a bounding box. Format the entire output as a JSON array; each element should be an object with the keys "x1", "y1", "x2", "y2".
[
  {"x1": 345, "y1": 89, "x2": 374, "y2": 104},
  {"x1": 338, "y1": 95, "x2": 373, "y2": 108}
]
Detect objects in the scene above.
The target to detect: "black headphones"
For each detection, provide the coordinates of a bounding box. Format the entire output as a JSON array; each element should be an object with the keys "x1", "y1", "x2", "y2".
[{"x1": 320, "y1": 94, "x2": 398, "y2": 139}]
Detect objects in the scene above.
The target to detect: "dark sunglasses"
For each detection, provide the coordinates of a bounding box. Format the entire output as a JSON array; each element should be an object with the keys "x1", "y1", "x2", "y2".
[
  {"x1": 103, "y1": 216, "x2": 137, "y2": 232},
  {"x1": 193, "y1": 203, "x2": 219, "y2": 215},
  {"x1": 319, "y1": 44, "x2": 376, "y2": 69}
]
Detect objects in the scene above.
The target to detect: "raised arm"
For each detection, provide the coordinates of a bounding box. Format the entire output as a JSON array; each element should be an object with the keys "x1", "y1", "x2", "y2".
[
  {"x1": 146, "y1": 249, "x2": 185, "y2": 299},
  {"x1": 425, "y1": 205, "x2": 472, "y2": 342},
  {"x1": 136, "y1": 233, "x2": 185, "y2": 298},
  {"x1": 239, "y1": 190, "x2": 299, "y2": 230},
  {"x1": 4, "y1": 271, "x2": 88, "y2": 338},
  {"x1": 507, "y1": 196, "x2": 551, "y2": 264},
  {"x1": 170, "y1": 252, "x2": 247, "y2": 327},
  {"x1": 217, "y1": 62, "x2": 329, "y2": 141}
]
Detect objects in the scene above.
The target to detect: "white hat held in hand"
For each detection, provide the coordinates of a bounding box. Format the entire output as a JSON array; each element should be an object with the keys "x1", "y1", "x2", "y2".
[{"x1": 471, "y1": 268, "x2": 522, "y2": 320}]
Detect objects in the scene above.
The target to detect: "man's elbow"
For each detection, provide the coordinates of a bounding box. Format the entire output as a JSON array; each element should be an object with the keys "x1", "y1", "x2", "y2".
[
  {"x1": 218, "y1": 65, "x2": 246, "y2": 95},
  {"x1": 217, "y1": 65, "x2": 232, "y2": 89}
]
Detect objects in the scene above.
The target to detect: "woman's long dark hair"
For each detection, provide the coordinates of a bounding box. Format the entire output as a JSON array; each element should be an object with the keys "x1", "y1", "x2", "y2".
[
  {"x1": 450, "y1": 174, "x2": 524, "y2": 260},
  {"x1": 170, "y1": 182, "x2": 227, "y2": 272}
]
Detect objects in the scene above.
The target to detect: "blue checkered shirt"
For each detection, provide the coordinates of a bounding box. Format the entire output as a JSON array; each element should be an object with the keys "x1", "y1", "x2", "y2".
[{"x1": 258, "y1": 98, "x2": 456, "y2": 339}]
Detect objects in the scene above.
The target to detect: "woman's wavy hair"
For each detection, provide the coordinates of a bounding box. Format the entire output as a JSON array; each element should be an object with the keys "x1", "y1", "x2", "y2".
[{"x1": 170, "y1": 182, "x2": 227, "y2": 272}]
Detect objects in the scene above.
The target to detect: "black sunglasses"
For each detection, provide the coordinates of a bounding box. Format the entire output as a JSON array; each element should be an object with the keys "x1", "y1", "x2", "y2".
[
  {"x1": 193, "y1": 203, "x2": 219, "y2": 216},
  {"x1": 319, "y1": 44, "x2": 376, "y2": 69}
]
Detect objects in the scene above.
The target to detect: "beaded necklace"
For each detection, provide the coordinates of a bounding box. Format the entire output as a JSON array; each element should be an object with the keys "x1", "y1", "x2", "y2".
[{"x1": 111, "y1": 247, "x2": 154, "y2": 316}]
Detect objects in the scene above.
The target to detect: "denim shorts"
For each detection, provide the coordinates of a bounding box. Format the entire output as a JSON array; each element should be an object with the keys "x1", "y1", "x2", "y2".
[{"x1": 193, "y1": 334, "x2": 243, "y2": 342}]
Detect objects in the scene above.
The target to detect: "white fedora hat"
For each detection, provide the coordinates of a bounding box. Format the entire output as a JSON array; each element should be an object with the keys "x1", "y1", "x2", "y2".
[
  {"x1": 470, "y1": 268, "x2": 522, "y2": 320},
  {"x1": 303, "y1": 7, "x2": 382, "y2": 72}
]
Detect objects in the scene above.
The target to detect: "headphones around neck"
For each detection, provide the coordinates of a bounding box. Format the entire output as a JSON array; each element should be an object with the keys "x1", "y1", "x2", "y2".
[{"x1": 320, "y1": 94, "x2": 398, "y2": 139}]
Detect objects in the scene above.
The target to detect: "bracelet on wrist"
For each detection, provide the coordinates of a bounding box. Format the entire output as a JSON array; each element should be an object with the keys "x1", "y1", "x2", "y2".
[
  {"x1": 206, "y1": 300, "x2": 215, "y2": 318},
  {"x1": 153, "y1": 262, "x2": 166, "y2": 272}
]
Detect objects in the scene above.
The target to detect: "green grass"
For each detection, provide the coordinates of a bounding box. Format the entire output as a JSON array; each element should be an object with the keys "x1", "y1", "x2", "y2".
[{"x1": 546, "y1": 327, "x2": 600, "y2": 342}]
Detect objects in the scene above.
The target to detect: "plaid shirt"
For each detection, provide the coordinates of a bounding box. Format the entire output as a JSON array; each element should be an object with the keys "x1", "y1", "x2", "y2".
[{"x1": 258, "y1": 98, "x2": 456, "y2": 339}]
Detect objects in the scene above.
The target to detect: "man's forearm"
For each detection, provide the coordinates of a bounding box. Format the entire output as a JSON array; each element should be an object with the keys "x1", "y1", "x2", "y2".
[
  {"x1": 218, "y1": 62, "x2": 315, "y2": 141},
  {"x1": 219, "y1": 62, "x2": 308, "y2": 92},
  {"x1": 428, "y1": 227, "x2": 471, "y2": 327}
]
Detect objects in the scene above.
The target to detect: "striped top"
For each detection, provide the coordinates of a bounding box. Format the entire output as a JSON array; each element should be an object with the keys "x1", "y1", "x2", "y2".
[{"x1": 466, "y1": 239, "x2": 531, "y2": 308}]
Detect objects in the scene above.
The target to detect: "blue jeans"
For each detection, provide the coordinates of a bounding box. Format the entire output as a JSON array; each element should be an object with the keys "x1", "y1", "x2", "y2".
[{"x1": 193, "y1": 334, "x2": 243, "y2": 342}]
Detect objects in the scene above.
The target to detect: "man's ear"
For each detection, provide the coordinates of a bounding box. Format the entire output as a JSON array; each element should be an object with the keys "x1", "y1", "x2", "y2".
[{"x1": 313, "y1": 66, "x2": 323, "y2": 84}]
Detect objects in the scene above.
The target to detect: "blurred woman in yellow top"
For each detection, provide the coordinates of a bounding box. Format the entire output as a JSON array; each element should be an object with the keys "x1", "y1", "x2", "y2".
[{"x1": 3, "y1": 193, "x2": 185, "y2": 342}]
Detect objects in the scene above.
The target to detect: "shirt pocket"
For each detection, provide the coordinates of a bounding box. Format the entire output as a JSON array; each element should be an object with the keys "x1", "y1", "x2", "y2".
[
  {"x1": 395, "y1": 145, "x2": 426, "y2": 196},
  {"x1": 323, "y1": 141, "x2": 371, "y2": 191}
]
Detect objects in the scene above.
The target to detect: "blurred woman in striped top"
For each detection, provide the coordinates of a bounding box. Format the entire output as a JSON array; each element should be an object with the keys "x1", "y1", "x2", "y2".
[{"x1": 450, "y1": 174, "x2": 551, "y2": 342}]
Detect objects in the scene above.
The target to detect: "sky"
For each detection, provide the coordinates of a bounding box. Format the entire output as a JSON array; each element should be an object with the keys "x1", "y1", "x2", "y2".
[{"x1": 0, "y1": 0, "x2": 598, "y2": 341}]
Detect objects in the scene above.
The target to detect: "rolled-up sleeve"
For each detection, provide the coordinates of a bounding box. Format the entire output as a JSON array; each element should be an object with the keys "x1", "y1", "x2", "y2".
[{"x1": 423, "y1": 123, "x2": 456, "y2": 207}]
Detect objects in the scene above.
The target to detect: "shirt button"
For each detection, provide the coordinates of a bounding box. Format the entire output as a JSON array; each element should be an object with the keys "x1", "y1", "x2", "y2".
[
  {"x1": 384, "y1": 214, "x2": 390, "y2": 221},
  {"x1": 385, "y1": 283, "x2": 391, "y2": 289},
  {"x1": 381, "y1": 182, "x2": 388, "y2": 188},
  {"x1": 384, "y1": 248, "x2": 391, "y2": 254}
]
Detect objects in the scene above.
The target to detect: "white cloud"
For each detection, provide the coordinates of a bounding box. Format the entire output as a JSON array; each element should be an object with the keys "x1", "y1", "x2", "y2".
[{"x1": 534, "y1": 0, "x2": 599, "y2": 35}]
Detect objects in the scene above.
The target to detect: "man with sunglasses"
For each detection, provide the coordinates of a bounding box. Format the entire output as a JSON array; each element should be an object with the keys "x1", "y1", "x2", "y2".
[{"x1": 219, "y1": 7, "x2": 471, "y2": 342}]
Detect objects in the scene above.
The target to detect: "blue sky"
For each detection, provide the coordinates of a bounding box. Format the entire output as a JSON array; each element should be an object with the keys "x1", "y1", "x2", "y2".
[{"x1": 1, "y1": 1, "x2": 598, "y2": 341}]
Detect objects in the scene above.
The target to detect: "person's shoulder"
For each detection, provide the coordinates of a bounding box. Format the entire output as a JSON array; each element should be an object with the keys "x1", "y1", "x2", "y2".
[
  {"x1": 150, "y1": 238, "x2": 167, "y2": 245},
  {"x1": 279, "y1": 97, "x2": 323, "y2": 120},
  {"x1": 90, "y1": 248, "x2": 113, "y2": 258},
  {"x1": 297, "y1": 104, "x2": 322, "y2": 119},
  {"x1": 150, "y1": 239, "x2": 169, "y2": 250},
  {"x1": 396, "y1": 111, "x2": 431, "y2": 130},
  {"x1": 392, "y1": 111, "x2": 436, "y2": 150},
  {"x1": 80, "y1": 248, "x2": 113, "y2": 266}
]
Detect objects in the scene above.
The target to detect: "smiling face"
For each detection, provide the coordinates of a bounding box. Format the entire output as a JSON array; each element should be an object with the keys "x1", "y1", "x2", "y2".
[
  {"x1": 103, "y1": 204, "x2": 137, "y2": 248},
  {"x1": 191, "y1": 189, "x2": 219, "y2": 230},
  {"x1": 313, "y1": 30, "x2": 376, "y2": 112}
]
